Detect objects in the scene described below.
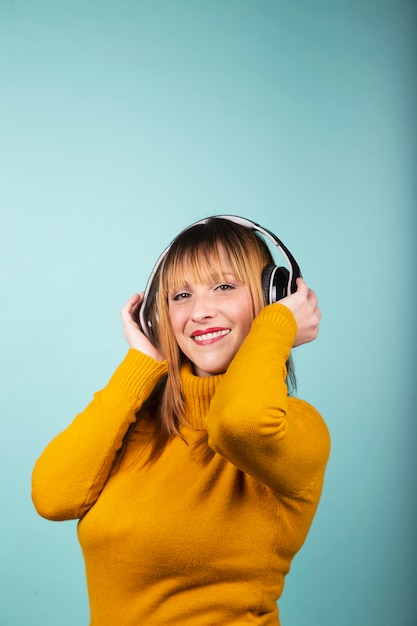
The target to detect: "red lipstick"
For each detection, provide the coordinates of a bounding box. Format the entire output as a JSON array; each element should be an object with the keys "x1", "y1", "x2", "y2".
[{"x1": 191, "y1": 327, "x2": 228, "y2": 337}]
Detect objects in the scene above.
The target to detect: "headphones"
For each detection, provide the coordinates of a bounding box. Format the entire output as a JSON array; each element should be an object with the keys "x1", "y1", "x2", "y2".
[{"x1": 139, "y1": 215, "x2": 301, "y2": 343}]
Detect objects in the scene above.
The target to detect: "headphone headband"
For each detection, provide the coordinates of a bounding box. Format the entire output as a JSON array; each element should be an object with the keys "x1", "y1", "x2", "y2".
[
  {"x1": 214, "y1": 215, "x2": 300, "y2": 290},
  {"x1": 139, "y1": 215, "x2": 301, "y2": 342}
]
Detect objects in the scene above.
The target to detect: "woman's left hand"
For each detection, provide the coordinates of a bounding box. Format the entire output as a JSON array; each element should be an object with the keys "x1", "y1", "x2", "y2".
[{"x1": 279, "y1": 278, "x2": 322, "y2": 347}]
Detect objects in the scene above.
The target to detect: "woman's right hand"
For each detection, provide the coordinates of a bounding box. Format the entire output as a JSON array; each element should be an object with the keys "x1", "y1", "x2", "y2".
[{"x1": 120, "y1": 293, "x2": 165, "y2": 362}]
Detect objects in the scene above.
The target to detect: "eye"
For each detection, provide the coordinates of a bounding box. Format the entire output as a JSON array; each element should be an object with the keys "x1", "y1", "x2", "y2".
[
  {"x1": 215, "y1": 283, "x2": 235, "y2": 292},
  {"x1": 171, "y1": 291, "x2": 191, "y2": 301}
]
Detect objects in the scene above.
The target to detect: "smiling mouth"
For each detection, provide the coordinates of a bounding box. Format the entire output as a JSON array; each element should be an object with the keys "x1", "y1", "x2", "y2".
[{"x1": 191, "y1": 329, "x2": 231, "y2": 343}]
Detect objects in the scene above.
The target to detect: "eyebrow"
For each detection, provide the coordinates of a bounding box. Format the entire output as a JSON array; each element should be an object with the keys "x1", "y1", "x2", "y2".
[{"x1": 167, "y1": 272, "x2": 238, "y2": 293}]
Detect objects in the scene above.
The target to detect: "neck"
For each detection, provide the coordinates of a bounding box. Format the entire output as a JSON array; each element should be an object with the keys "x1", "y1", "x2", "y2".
[{"x1": 180, "y1": 363, "x2": 223, "y2": 430}]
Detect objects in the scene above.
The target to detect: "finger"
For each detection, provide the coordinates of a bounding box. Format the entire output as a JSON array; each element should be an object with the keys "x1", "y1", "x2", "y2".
[
  {"x1": 307, "y1": 288, "x2": 319, "y2": 309},
  {"x1": 131, "y1": 292, "x2": 144, "y2": 312},
  {"x1": 295, "y1": 277, "x2": 309, "y2": 297},
  {"x1": 121, "y1": 293, "x2": 142, "y2": 318}
]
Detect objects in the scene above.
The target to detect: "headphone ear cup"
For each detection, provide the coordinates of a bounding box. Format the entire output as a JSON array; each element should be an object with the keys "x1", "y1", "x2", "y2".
[
  {"x1": 262, "y1": 265, "x2": 275, "y2": 305},
  {"x1": 262, "y1": 265, "x2": 290, "y2": 304}
]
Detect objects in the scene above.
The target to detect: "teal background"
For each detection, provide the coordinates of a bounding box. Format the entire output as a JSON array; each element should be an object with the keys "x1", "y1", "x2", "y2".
[{"x1": 1, "y1": 1, "x2": 416, "y2": 624}]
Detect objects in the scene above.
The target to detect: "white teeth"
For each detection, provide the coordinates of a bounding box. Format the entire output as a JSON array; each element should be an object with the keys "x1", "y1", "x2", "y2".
[{"x1": 193, "y1": 329, "x2": 230, "y2": 342}]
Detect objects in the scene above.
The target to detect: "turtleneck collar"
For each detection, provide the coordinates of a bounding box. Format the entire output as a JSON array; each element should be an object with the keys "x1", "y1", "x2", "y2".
[{"x1": 180, "y1": 362, "x2": 224, "y2": 430}]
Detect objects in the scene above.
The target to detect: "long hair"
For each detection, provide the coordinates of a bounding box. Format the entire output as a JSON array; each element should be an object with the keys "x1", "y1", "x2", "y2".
[{"x1": 120, "y1": 217, "x2": 296, "y2": 467}]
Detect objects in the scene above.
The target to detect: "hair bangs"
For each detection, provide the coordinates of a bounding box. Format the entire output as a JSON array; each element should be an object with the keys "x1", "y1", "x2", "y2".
[{"x1": 160, "y1": 235, "x2": 248, "y2": 298}]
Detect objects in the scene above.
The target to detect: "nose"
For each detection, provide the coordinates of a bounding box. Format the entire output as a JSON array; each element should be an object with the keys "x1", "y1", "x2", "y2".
[{"x1": 190, "y1": 292, "x2": 216, "y2": 322}]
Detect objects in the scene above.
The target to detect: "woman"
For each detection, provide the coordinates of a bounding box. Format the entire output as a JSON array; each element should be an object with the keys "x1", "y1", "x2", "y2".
[{"x1": 32, "y1": 216, "x2": 330, "y2": 625}]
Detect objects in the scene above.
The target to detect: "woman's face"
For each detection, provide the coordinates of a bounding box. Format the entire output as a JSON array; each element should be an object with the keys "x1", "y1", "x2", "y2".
[{"x1": 167, "y1": 246, "x2": 254, "y2": 377}]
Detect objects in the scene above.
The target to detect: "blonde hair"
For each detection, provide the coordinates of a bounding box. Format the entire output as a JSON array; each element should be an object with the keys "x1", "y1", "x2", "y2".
[{"x1": 119, "y1": 218, "x2": 295, "y2": 467}]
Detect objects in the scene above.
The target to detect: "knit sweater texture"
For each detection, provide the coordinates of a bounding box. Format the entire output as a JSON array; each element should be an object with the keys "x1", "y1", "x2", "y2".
[{"x1": 32, "y1": 304, "x2": 330, "y2": 626}]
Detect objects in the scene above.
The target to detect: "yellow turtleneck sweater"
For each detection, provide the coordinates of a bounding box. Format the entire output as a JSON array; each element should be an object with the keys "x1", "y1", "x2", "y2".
[{"x1": 32, "y1": 304, "x2": 330, "y2": 626}]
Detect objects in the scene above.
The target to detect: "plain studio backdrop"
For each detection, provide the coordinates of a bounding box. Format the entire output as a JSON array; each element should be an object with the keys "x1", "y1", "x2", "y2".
[{"x1": 1, "y1": 1, "x2": 416, "y2": 625}]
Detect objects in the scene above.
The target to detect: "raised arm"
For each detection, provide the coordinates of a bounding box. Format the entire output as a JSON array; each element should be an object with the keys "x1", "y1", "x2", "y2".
[
  {"x1": 32, "y1": 294, "x2": 168, "y2": 521},
  {"x1": 206, "y1": 282, "x2": 330, "y2": 496},
  {"x1": 32, "y1": 350, "x2": 168, "y2": 521}
]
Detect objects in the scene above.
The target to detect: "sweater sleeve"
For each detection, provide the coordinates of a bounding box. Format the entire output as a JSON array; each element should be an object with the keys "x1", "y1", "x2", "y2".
[
  {"x1": 32, "y1": 349, "x2": 168, "y2": 521},
  {"x1": 205, "y1": 304, "x2": 330, "y2": 496}
]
